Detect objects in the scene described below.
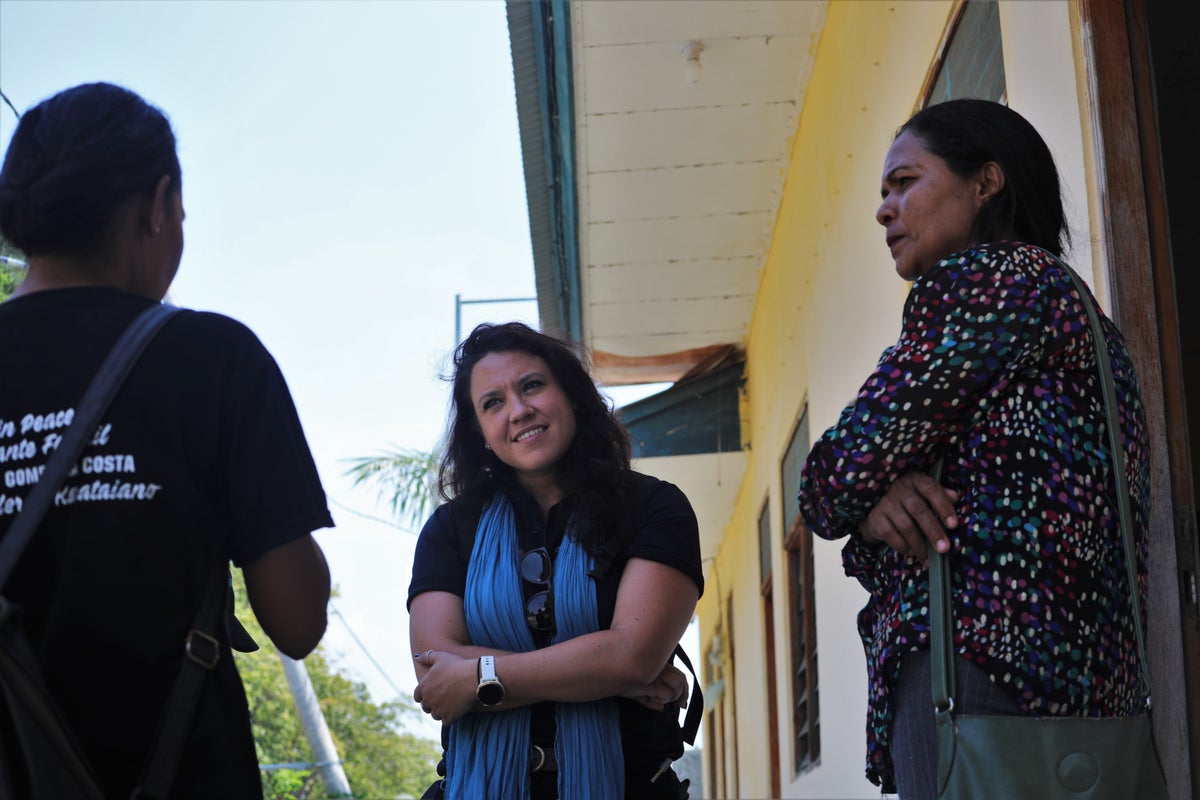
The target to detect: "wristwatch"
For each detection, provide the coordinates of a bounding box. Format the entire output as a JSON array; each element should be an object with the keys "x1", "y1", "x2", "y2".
[{"x1": 476, "y1": 655, "x2": 506, "y2": 706}]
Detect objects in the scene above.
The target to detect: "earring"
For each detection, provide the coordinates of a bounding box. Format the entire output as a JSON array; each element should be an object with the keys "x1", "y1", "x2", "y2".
[{"x1": 484, "y1": 443, "x2": 492, "y2": 451}]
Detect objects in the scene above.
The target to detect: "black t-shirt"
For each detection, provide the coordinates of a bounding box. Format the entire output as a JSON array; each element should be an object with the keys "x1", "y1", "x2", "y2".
[
  {"x1": 0, "y1": 287, "x2": 334, "y2": 798},
  {"x1": 408, "y1": 471, "x2": 704, "y2": 797}
]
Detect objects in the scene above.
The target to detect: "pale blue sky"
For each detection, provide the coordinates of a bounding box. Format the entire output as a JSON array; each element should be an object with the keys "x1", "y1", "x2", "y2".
[
  {"x1": 0, "y1": 0, "x2": 688, "y2": 747},
  {"x1": 0, "y1": 0, "x2": 540, "y2": 737}
]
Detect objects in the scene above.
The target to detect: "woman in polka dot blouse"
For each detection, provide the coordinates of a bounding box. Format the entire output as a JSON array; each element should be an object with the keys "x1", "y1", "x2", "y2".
[{"x1": 798, "y1": 99, "x2": 1151, "y2": 799}]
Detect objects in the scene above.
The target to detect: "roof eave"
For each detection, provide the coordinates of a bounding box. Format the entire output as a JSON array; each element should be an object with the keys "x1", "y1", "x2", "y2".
[{"x1": 506, "y1": 0, "x2": 581, "y2": 342}]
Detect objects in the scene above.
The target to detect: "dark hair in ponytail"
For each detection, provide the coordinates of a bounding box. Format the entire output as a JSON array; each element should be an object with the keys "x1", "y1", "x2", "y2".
[
  {"x1": 0, "y1": 82, "x2": 181, "y2": 257},
  {"x1": 897, "y1": 98, "x2": 1068, "y2": 256}
]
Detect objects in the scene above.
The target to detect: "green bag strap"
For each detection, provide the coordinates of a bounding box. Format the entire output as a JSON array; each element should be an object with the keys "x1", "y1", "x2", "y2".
[
  {"x1": 928, "y1": 263, "x2": 1152, "y2": 716},
  {"x1": 928, "y1": 458, "x2": 954, "y2": 710},
  {"x1": 927, "y1": 454, "x2": 958, "y2": 793},
  {"x1": 1061, "y1": 265, "x2": 1152, "y2": 702}
]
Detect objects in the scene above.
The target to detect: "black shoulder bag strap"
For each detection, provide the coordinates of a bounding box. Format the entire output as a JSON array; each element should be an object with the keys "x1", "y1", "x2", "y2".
[
  {"x1": 673, "y1": 644, "x2": 703, "y2": 746},
  {"x1": 0, "y1": 303, "x2": 224, "y2": 800},
  {"x1": 133, "y1": 566, "x2": 226, "y2": 800}
]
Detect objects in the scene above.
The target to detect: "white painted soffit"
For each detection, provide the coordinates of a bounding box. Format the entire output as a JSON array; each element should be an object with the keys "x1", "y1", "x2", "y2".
[
  {"x1": 634, "y1": 451, "x2": 748, "y2": 578},
  {"x1": 571, "y1": 0, "x2": 827, "y2": 381}
]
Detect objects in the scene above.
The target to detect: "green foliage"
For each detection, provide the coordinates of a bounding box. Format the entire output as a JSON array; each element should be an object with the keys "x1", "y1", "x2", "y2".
[
  {"x1": 307, "y1": 657, "x2": 441, "y2": 799},
  {"x1": 0, "y1": 265, "x2": 18, "y2": 301},
  {"x1": 345, "y1": 447, "x2": 439, "y2": 531},
  {"x1": 232, "y1": 574, "x2": 441, "y2": 799},
  {"x1": 0, "y1": 234, "x2": 25, "y2": 301}
]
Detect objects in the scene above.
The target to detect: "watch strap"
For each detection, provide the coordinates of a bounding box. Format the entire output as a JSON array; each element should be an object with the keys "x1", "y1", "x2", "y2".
[
  {"x1": 479, "y1": 655, "x2": 497, "y2": 683},
  {"x1": 476, "y1": 654, "x2": 505, "y2": 706}
]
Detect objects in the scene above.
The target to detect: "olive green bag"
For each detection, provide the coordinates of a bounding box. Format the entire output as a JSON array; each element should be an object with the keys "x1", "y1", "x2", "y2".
[{"x1": 927, "y1": 265, "x2": 1169, "y2": 800}]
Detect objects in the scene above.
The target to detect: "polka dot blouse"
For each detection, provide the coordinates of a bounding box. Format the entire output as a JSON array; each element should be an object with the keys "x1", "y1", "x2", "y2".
[{"x1": 798, "y1": 242, "x2": 1151, "y2": 791}]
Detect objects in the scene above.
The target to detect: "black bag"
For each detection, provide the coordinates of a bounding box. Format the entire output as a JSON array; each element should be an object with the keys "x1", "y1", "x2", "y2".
[
  {"x1": 0, "y1": 304, "x2": 230, "y2": 800},
  {"x1": 0, "y1": 595, "x2": 105, "y2": 798}
]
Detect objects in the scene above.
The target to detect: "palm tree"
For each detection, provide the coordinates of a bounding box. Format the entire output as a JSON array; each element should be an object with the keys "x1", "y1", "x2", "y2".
[{"x1": 344, "y1": 446, "x2": 440, "y2": 531}]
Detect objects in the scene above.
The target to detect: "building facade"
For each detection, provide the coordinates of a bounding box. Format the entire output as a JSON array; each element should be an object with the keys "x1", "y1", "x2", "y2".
[{"x1": 508, "y1": 1, "x2": 1198, "y2": 797}]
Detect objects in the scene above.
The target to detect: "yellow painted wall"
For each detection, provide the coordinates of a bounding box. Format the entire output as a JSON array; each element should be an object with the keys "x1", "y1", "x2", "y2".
[{"x1": 699, "y1": 2, "x2": 955, "y2": 797}]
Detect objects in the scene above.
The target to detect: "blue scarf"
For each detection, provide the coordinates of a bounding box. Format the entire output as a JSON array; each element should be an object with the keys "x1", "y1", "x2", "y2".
[{"x1": 446, "y1": 492, "x2": 624, "y2": 799}]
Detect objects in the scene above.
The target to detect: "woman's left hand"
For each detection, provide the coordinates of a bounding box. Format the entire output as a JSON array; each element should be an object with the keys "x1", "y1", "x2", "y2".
[
  {"x1": 413, "y1": 649, "x2": 478, "y2": 726},
  {"x1": 619, "y1": 662, "x2": 689, "y2": 711},
  {"x1": 859, "y1": 470, "x2": 959, "y2": 563}
]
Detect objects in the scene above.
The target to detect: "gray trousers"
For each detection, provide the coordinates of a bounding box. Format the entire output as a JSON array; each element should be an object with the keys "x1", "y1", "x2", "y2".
[{"x1": 890, "y1": 650, "x2": 1022, "y2": 800}]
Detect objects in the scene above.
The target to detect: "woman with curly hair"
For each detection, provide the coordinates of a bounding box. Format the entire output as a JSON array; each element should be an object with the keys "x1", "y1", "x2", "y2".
[{"x1": 410, "y1": 322, "x2": 702, "y2": 800}]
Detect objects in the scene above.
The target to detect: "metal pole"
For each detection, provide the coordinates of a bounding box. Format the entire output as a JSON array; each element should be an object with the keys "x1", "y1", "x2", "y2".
[
  {"x1": 454, "y1": 293, "x2": 463, "y2": 349},
  {"x1": 453, "y1": 295, "x2": 537, "y2": 346},
  {"x1": 278, "y1": 652, "x2": 353, "y2": 797}
]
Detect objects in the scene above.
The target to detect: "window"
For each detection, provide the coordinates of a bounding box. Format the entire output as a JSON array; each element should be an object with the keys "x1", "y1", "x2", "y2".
[
  {"x1": 782, "y1": 409, "x2": 820, "y2": 774},
  {"x1": 724, "y1": 595, "x2": 739, "y2": 797},
  {"x1": 705, "y1": 597, "x2": 740, "y2": 799},
  {"x1": 759, "y1": 499, "x2": 782, "y2": 798},
  {"x1": 781, "y1": 409, "x2": 808, "y2": 537},
  {"x1": 759, "y1": 497, "x2": 773, "y2": 590},
  {"x1": 926, "y1": 0, "x2": 1006, "y2": 105},
  {"x1": 704, "y1": 637, "x2": 724, "y2": 797}
]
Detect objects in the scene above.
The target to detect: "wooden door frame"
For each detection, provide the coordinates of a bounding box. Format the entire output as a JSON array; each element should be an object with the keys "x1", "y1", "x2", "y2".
[
  {"x1": 1077, "y1": 1, "x2": 1198, "y2": 797},
  {"x1": 761, "y1": 575, "x2": 782, "y2": 799}
]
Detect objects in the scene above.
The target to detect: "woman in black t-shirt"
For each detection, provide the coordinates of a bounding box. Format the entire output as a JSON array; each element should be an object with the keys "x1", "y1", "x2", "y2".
[
  {"x1": 410, "y1": 322, "x2": 703, "y2": 800},
  {"x1": 0, "y1": 82, "x2": 333, "y2": 799}
]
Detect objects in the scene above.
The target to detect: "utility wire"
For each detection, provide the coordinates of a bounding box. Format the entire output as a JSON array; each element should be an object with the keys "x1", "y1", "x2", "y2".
[
  {"x1": 260, "y1": 758, "x2": 343, "y2": 772},
  {"x1": 329, "y1": 602, "x2": 409, "y2": 702},
  {"x1": 328, "y1": 495, "x2": 416, "y2": 535},
  {"x1": 320, "y1": 498, "x2": 421, "y2": 704},
  {"x1": 0, "y1": 89, "x2": 20, "y2": 121}
]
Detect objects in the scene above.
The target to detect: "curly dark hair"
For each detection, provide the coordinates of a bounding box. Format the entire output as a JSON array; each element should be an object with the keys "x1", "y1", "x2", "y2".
[
  {"x1": 897, "y1": 98, "x2": 1068, "y2": 257},
  {"x1": 0, "y1": 82, "x2": 181, "y2": 258},
  {"x1": 439, "y1": 322, "x2": 633, "y2": 550}
]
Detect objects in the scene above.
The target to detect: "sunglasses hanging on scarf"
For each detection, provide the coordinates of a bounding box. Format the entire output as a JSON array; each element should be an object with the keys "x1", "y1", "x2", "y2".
[{"x1": 519, "y1": 547, "x2": 555, "y2": 634}]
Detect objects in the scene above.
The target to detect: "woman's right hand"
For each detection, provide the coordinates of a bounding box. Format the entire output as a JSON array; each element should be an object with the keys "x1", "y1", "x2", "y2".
[
  {"x1": 413, "y1": 649, "x2": 480, "y2": 726},
  {"x1": 859, "y1": 471, "x2": 959, "y2": 563}
]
